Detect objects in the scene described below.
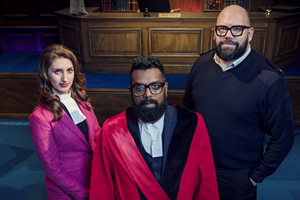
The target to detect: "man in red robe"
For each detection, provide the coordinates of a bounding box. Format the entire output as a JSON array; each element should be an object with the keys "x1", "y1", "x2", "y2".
[{"x1": 90, "y1": 56, "x2": 218, "y2": 200}]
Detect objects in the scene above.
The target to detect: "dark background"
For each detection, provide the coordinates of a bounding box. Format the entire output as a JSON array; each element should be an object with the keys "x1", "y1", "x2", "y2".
[{"x1": 1, "y1": 0, "x2": 300, "y2": 53}]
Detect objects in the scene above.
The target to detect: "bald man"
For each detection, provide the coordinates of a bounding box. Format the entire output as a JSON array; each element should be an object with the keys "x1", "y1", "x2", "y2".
[{"x1": 184, "y1": 5, "x2": 294, "y2": 200}]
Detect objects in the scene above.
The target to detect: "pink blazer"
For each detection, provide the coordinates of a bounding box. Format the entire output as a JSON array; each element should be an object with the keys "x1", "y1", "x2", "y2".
[{"x1": 29, "y1": 101, "x2": 101, "y2": 200}]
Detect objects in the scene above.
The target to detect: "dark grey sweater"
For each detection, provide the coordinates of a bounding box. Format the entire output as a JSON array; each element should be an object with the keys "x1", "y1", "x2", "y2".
[{"x1": 183, "y1": 49, "x2": 294, "y2": 183}]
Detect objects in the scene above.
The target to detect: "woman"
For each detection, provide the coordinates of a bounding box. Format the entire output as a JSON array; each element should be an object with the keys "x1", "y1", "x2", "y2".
[{"x1": 29, "y1": 44, "x2": 101, "y2": 200}]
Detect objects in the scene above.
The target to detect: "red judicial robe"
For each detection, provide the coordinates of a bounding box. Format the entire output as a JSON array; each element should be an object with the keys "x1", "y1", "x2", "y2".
[{"x1": 90, "y1": 105, "x2": 218, "y2": 200}]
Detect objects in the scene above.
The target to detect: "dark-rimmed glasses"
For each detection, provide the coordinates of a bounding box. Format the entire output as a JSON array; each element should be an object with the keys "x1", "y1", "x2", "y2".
[
  {"x1": 131, "y1": 82, "x2": 166, "y2": 97},
  {"x1": 215, "y1": 25, "x2": 251, "y2": 37}
]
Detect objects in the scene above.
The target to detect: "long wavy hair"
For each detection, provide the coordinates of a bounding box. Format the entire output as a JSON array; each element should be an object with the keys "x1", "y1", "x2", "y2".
[{"x1": 37, "y1": 44, "x2": 92, "y2": 121}]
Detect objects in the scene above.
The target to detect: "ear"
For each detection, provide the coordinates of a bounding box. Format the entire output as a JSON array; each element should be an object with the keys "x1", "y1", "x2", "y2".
[
  {"x1": 128, "y1": 86, "x2": 132, "y2": 94},
  {"x1": 248, "y1": 27, "x2": 254, "y2": 43},
  {"x1": 213, "y1": 28, "x2": 217, "y2": 41},
  {"x1": 164, "y1": 82, "x2": 168, "y2": 97}
]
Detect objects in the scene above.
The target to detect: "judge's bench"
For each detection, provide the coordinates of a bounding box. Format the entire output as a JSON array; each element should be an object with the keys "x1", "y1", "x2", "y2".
[{"x1": 55, "y1": 7, "x2": 300, "y2": 73}]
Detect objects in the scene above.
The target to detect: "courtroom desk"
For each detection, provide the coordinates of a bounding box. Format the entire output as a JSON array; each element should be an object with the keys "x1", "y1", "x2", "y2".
[{"x1": 55, "y1": 7, "x2": 300, "y2": 73}]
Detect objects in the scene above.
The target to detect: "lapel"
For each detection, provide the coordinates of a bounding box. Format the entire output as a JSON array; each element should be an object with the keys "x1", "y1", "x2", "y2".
[
  {"x1": 59, "y1": 101, "x2": 91, "y2": 148},
  {"x1": 162, "y1": 105, "x2": 177, "y2": 175},
  {"x1": 78, "y1": 101, "x2": 93, "y2": 146},
  {"x1": 160, "y1": 106, "x2": 198, "y2": 198}
]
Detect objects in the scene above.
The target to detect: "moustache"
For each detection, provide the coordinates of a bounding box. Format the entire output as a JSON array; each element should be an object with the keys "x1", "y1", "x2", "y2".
[
  {"x1": 140, "y1": 98, "x2": 158, "y2": 106},
  {"x1": 221, "y1": 40, "x2": 237, "y2": 45}
]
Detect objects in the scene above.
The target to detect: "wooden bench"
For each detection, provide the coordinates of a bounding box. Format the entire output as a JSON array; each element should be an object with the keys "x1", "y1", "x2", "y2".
[{"x1": 0, "y1": 52, "x2": 299, "y2": 126}]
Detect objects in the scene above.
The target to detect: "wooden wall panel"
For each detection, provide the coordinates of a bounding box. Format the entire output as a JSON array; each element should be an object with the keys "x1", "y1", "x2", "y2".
[
  {"x1": 250, "y1": 28, "x2": 268, "y2": 55},
  {"x1": 1, "y1": 73, "x2": 299, "y2": 126},
  {"x1": 0, "y1": 73, "x2": 184, "y2": 125},
  {"x1": 286, "y1": 76, "x2": 300, "y2": 126},
  {"x1": 272, "y1": 16, "x2": 300, "y2": 68},
  {"x1": 88, "y1": 89, "x2": 131, "y2": 124},
  {"x1": 0, "y1": 73, "x2": 39, "y2": 119},
  {"x1": 59, "y1": 24, "x2": 81, "y2": 54},
  {"x1": 276, "y1": 24, "x2": 300, "y2": 56},
  {"x1": 89, "y1": 28, "x2": 142, "y2": 56},
  {"x1": 209, "y1": 27, "x2": 215, "y2": 50},
  {"x1": 149, "y1": 28, "x2": 203, "y2": 57}
]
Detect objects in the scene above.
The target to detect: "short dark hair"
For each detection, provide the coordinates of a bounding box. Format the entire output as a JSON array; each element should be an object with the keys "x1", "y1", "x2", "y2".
[{"x1": 130, "y1": 56, "x2": 165, "y2": 85}]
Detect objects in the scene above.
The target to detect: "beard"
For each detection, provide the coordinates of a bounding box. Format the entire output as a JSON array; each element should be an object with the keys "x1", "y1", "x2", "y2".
[
  {"x1": 216, "y1": 37, "x2": 248, "y2": 61},
  {"x1": 132, "y1": 93, "x2": 167, "y2": 123}
]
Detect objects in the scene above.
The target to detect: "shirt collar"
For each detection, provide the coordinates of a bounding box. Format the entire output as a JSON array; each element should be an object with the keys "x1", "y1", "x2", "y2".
[
  {"x1": 140, "y1": 114, "x2": 165, "y2": 130},
  {"x1": 138, "y1": 114, "x2": 165, "y2": 157},
  {"x1": 55, "y1": 91, "x2": 72, "y2": 101},
  {"x1": 214, "y1": 45, "x2": 252, "y2": 71}
]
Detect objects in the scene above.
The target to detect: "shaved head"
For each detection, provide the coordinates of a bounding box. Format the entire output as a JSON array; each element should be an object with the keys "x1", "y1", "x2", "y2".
[{"x1": 217, "y1": 5, "x2": 251, "y2": 27}]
